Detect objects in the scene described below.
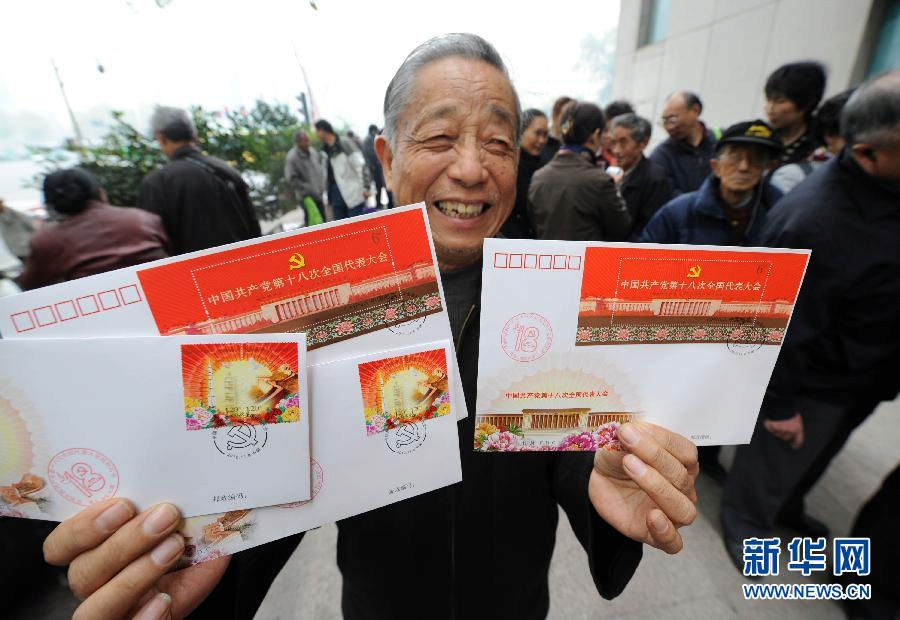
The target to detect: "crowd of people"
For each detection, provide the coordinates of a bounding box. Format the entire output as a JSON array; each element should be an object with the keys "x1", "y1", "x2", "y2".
[{"x1": 0, "y1": 32, "x2": 898, "y2": 620}]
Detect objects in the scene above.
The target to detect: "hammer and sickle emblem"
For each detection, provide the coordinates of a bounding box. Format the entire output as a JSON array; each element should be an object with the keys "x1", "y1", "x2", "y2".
[
  {"x1": 686, "y1": 265, "x2": 702, "y2": 278},
  {"x1": 226, "y1": 424, "x2": 259, "y2": 450},
  {"x1": 288, "y1": 253, "x2": 306, "y2": 270},
  {"x1": 394, "y1": 425, "x2": 420, "y2": 448}
]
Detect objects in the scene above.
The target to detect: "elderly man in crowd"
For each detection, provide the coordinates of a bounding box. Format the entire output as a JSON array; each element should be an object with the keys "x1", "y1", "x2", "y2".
[
  {"x1": 284, "y1": 130, "x2": 327, "y2": 223},
  {"x1": 650, "y1": 91, "x2": 720, "y2": 196},
  {"x1": 720, "y1": 74, "x2": 900, "y2": 603},
  {"x1": 607, "y1": 113, "x2": 673, "y2": 239},
  {"x1": 137, "y1": 106, "x2": 261, "y2": 255},
  {"x1": 42, "y1": 34, "x2": 699, "y2": 620},
  {"x1": 640, "y1": 120, "x2": 782, "y2": 246}
]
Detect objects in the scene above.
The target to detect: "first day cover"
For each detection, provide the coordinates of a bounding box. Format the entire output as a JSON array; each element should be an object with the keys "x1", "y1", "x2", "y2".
[
  {"x1": 0, "y1": 333, "x2": 310, "y2": 521},
  {"x1": 0, "y1": 204, "x2": 467, "y2": 421},
  {"x1": 474, "y1": 239, "x2": 809, "y2": 452}
]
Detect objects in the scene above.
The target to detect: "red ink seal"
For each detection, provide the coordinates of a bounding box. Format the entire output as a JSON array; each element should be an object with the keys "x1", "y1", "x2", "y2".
[
  {"x1": 277, "y1": 458, "x2": 324, "y2": 508},
  {"x1": 500, "y1": 313, "x2": 553, "y2": 362},
  {"x1": 48, "y1": 448, "x2": 119, "y2": 507}
]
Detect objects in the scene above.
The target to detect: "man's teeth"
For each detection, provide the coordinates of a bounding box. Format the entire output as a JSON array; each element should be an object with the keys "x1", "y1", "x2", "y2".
[{"x1": 435, "y1": 201, "x2": 486, "y2": 219}]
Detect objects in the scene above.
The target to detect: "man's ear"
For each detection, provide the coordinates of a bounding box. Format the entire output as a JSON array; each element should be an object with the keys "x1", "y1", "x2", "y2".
[
  {"x1": 850, "y1": 143, "x2": 878, "y2": 176},
  {"x1": 375, "y1": 135, "x2": 394, "y2": 192},
  {"x1": 709, "y1": 158, "x2": 720, "y2": 178}
]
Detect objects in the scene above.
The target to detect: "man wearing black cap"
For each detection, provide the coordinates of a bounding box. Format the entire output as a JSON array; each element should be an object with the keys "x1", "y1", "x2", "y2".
[
  {"x1": 639, "y1": 120, "x2": 783, "y2": 247},
  {"x1": 640, "y1": 120, "x2": 783, "y2": 485}
]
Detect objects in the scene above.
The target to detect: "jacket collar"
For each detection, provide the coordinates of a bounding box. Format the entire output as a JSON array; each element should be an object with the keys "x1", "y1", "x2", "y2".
[
  {"x1": 837, "y1": 147, "x2": 900, "y2": 221},
  {"x1": 692, "y1": 175, "x2": 778, "y2": 221},
  {"x1": 170, "y1": 143, "x2": 201, "y2": 161}
]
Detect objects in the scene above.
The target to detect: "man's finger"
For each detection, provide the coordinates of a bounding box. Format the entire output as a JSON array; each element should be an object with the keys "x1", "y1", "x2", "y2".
[
  {"x1": 646, "y1": 508, "x2": 683, "y2": 554},
  {"x1": 622, "y1": 453, "x2": 697, "y2": 527},
  {"x1": 68, "y1": 503, "x2": 181, "y2": 600},
  {"x1": 72, "y1": 534, "x2": 184, "y2": 620},
  {"x1": 44, "y1": 499, "x2": 136, "y2": 566},
  {"x1": 617, "y1": 424, "x2": 695, "y2": 500},
  {"x1": 633, "y1": 422, "x2": 698, "y2": 470}
]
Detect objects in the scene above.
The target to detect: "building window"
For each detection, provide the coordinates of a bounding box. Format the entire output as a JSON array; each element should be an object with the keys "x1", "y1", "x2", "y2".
[
  {"x1": 638, "y1": 0, "x2": 671, "y2": 47},
  {"x1": 868, "y1": 0, "x2": 900, "y2": 76}
]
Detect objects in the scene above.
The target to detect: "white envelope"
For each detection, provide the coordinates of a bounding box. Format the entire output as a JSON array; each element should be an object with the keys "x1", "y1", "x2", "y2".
[
  {"x1": 0, "y1": 333, "x2": 309, "y2": 520},
  {"x1": 474, "y1": 239, "x2": 810, "y2": 451},
  {"x1": 0, "y1": 204, "x2": 467, "y2": 422},
  {"x1": 176, "y1": 340, "x2": 462, "y2": 566}
]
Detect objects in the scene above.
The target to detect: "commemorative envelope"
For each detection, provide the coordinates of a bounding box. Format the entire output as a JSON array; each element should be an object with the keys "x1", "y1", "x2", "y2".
[
  {"x1": 0, "y1": 204, "x2": 467, "y2": 422},
  {"x1": 0, "y1": 333, "x2": 310, "y2": 521},
  {"x1": 474, "y1": 239, "x2": 810, "y2": 452},
  {"x1": 175, "y1": 340, "x2": 462, "y2": 566}
]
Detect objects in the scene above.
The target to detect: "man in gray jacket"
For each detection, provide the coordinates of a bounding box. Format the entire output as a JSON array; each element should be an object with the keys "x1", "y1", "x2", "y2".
[{"x1": 284, "y1": 131, "x2": 326, "y2": 213}]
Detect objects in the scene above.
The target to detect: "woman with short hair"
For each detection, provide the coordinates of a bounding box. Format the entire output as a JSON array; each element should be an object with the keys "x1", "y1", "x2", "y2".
[{"x1": 18, "y1": 168, "x2": 170, "y2": 290}]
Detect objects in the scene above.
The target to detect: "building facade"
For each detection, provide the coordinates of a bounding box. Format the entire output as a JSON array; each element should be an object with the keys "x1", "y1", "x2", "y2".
[{"x1": 612, "y1": 0, "x2": 900, "y2": 148}]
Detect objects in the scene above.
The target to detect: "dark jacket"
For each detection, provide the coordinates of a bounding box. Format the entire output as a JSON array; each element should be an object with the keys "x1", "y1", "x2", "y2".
[
  {"x1": 621, "y1": 156, "x2": 674, "y2": 240},
  {"x1": 500, "y1": 148, "x2": 542, "y2": 239},
  {"x1": 137, "y1": 144, "x2": 261, "y2": 255},
  {"x1": 18, "y1": 200, "x2": 169, "y2": 290},
  {"x1": 649, "y1": 125, "x2": 717, "y2": 196},
  {"x1": 539, "y1": 135, "x2": 561, "y2": 166},
  {"x1": 528, "y1": 150, "x2": 632, "y2": 241},
  {"x1": 759, "y1": 150, "x2": 900, "y2": 420},
  {"x1": 639, "y1": 176, "x2": 782, "y2": 246},
  {"x1": 191, "y1": 261, "x2": 643, "y2": 620}
]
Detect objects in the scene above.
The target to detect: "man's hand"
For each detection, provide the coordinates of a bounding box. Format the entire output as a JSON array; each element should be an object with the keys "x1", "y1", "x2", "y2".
[
  {"x1": 589, "y1": 422, "x2": 699, "y2": 554},
  {"x1": 43, "y1": 499, "x2": 229, "y2": 619},
  {"x1": 764, "y1": 413, "x2": 804, "y2": 448}
]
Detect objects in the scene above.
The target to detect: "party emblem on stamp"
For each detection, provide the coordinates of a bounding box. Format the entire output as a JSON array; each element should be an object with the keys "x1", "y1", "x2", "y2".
[
  {"x1": 48, "y1": 448, "x2": 120, "y2": 507},
  {"x1": 385, "y1": 421, "x2": 427, "y2": 454},
  {"x1": 212, "y1": 423, "x2": 268, "y2": 459},
  {"x1": 501, "y1": 312, "x2": 553, "y2": 362}
]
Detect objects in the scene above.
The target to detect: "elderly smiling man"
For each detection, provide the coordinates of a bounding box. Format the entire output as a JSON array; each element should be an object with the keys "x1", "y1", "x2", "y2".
[{"x1": 42, "y1": 34, "x2": 698, "y2": 620}]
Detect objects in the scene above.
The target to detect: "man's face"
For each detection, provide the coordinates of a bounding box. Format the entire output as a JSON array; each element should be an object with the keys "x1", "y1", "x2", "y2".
[
  {"x1": 297, "y1": 133, "x2": 310, "y2": 151},
  {"x1": 376, "y1": 57, "x2": 518, "y2": 270},
  {"x1": 315, "y1": 129, "x2": 328, "y2": 144},
  {"x1": 764, "y1": 95, "x2": 804, "y2": 130},
  {"x1": 710, "y1": 143, "x2": 770, "y2": 194},
  {"x1": 661, "y1": 96, "x2": 699, "y2": 141},
  {"x1": 610, "y1": 125, "x2": 646, "y2": 171}
]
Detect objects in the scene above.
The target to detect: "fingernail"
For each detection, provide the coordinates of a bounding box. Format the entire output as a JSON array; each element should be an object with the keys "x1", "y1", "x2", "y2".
[
  {"x1": 150, "y1": 534, "x2": 184, "y2": 567},
  {"x1": 134, "y1": 592, "x2": 172, "y2": 620},
  {"x1": 618, "y1": 424, "x2": 640, "y2": 446},
  {"x1": 651, "y1": 511, "x2": 669, "y2": 533},
  {"x1": 95, "y1": 502, "x2": 133, "y2": 533},
  {"x1": 623, "y1": 453, "x2": 648, "y2": 477},
  {"x1": 143, "y1": 503, "x2": 179, "y2": 535}
]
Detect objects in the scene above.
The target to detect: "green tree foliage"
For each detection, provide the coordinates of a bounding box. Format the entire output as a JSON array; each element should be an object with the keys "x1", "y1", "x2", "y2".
[{"x1": 34, "y1": 101, "x2": 307, "y2": 216}]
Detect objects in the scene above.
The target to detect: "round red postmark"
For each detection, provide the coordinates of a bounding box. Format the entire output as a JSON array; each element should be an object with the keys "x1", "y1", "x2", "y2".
[
  {"x1": 500, "y1": 313, "x2": 553, "y2": 362},
  {"x1": 47, "y1": 448, "x2": 119, "y2": 507},
  {"x1": 277, "y1": 458, "x2": 324, "y2": 509}
]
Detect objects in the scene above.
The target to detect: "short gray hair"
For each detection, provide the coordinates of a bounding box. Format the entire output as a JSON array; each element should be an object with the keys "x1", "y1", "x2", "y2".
[
  {"x1": 149, "y1": 105, "x2": 196, "y2": 141},
  {"x1": 382, "y1": 33, "x2": 521, "y2": 149},
  {"x1": 610, "y1": 113, "x2": 652, "y2": 143},
  {"x1": 841, "y1": 70, "x2": 900, "y2": 147}
]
